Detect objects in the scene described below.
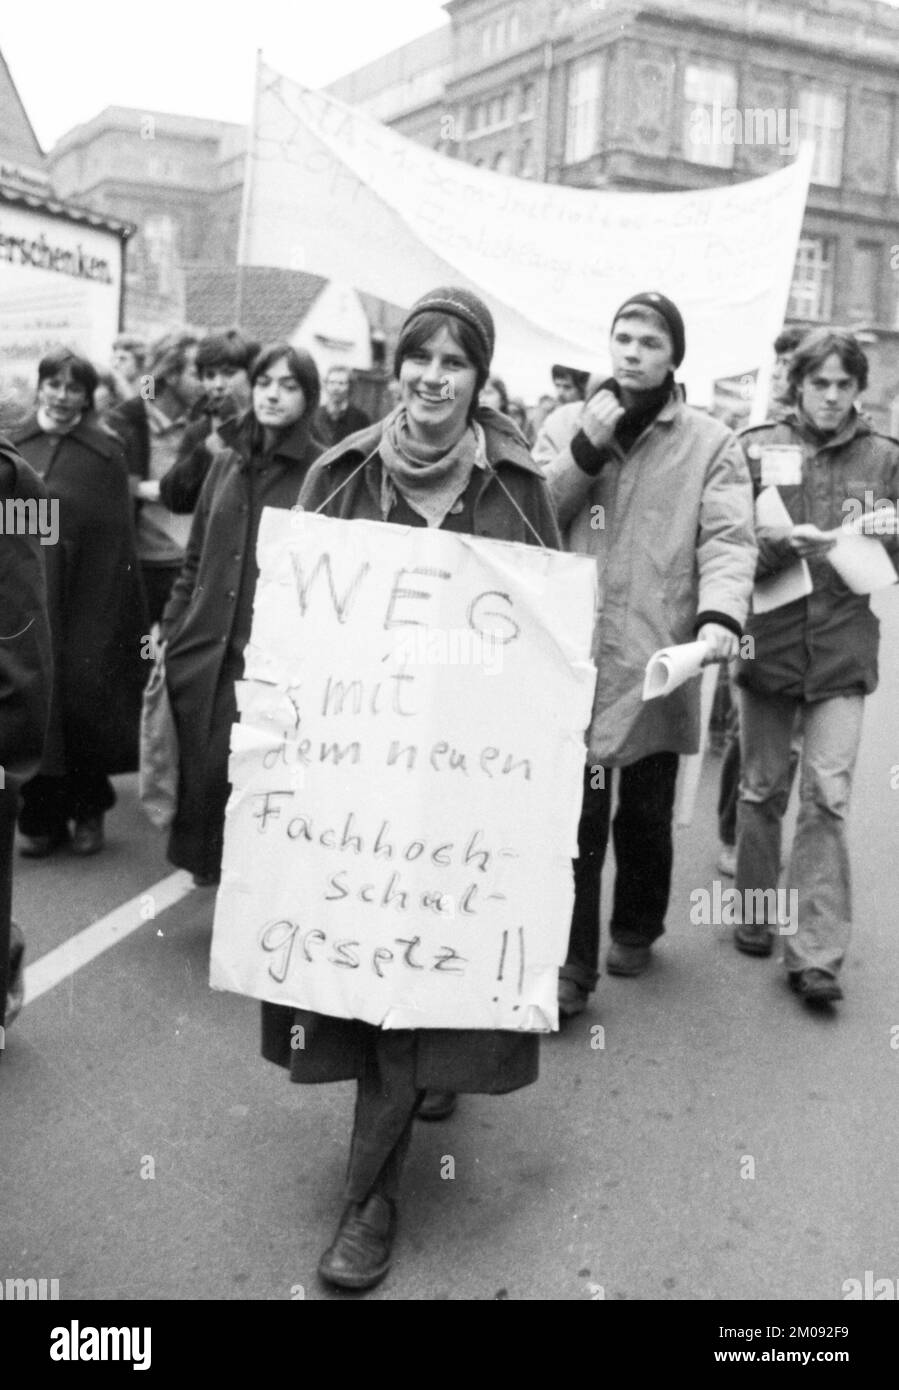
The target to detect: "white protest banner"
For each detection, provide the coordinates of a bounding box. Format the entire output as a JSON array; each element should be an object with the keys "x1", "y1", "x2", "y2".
[
  {"x1": 238, "y1": 59, "x2": 812, "y2": 405},
  {"x1": 210, "y1": 509, "x2": 597, "y2": 1031}
]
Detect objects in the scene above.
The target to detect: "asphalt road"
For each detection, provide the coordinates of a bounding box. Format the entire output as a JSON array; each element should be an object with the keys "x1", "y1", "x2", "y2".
[{"x1": 2, "y1": 591, "x2": 897, "y2": 1302}]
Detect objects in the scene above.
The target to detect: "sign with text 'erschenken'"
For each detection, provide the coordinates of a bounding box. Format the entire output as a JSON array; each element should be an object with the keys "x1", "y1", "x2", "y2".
[{"x1": 209, "y1": 509, "x2": 597, "y2": 1031}]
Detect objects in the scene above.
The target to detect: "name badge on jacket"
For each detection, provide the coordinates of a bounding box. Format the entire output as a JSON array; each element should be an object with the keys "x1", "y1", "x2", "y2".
[{"x1": 760, "y1": 445, "x2": 803, "y2": 488}]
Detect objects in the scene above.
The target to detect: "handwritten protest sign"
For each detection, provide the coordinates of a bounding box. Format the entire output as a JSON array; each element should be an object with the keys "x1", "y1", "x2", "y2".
[{"x1": 210, "y1": 509, "x2": 597, "y2": 1031}]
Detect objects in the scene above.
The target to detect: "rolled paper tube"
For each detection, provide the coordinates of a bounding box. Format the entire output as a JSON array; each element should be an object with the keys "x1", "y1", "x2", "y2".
[{"x1": 642, "y1": 640, "x2": 711, "y2": 701}]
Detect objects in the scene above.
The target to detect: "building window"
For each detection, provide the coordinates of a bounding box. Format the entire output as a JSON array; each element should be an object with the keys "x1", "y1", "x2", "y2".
[
  {"x1": 798, "y1": 87, "x2": 845, "y2": 187},
  {"x1": 518, "y1": 138, "x2": 536, "y2": 177},
  {"x1": 848, "y1": 243, "x2": 882, "y2": 323},
  {"x1": 521, "y1": 83, "x2": 536, "y2": 119},
  {"x1": 565, "y1": 56, "x2": 602, "y2": 164},
  {"x1": 787, "y1": 237, "x2": 835, "y2": 322},
  {"x1": 469, "y1": 93, "x2": 513, "y2": 135},
  {"x1": 683, "y1": 63, "x2": 737, "y2": 169},
  {"x1": 481, "y1": 7, "x2": 520, "y2": 59}
]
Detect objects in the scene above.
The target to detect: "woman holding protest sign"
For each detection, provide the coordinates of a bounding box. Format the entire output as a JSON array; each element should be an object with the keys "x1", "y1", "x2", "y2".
[
  {"x1": 260, "y1": 287, "x2": 561, "y2": 1292},
  {"x1": 160, "y1": 344, "x2": 323, "y2": 886}
]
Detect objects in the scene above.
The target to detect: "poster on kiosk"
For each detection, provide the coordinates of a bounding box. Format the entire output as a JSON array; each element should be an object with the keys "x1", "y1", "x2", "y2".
[{"x1": 0, "y1": 189, "x2": 128, "y2": 398}]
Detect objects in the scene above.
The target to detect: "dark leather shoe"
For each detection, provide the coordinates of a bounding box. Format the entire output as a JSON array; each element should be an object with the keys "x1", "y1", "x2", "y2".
[
  {"x1": 71, "y1": 816, "x2": 104, "y2": 856},
  {"x1": 19, "y1": 829, "x2": 68, "y2": 858},
  {"x1": 734, "y1": 925, "x2": 774, "y2": 957},
  {"x1": 606, "y1": 942, "x2": 651, "y2": 976},
  {"x1": 417, "y1": 1090, "x2": 457, "y2": 1121},
  {"x1": 318, "y1": 1194, "x2": 396, "y2": 1290},
  {"x1": 789, "y1": 969, "x2": 843, "y2": 1004},
  {"x1": 557, "y1": 977, "x2": 589, "y2": 1018}
]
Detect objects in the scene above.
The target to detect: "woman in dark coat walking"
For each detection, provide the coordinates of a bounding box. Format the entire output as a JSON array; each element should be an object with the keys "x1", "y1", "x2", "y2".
[
  {"x1": 11, "y1": 349, "x2": 148, "y2": 857},
  {"x1": 260, "y1": 288, "x2": 561, "y2": 1292},
  {"x1": 161, "y1": 345, "x2": 322, "y2": 885}
]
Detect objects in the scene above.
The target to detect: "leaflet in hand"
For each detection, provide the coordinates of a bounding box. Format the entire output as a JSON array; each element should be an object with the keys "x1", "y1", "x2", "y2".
[
  {"x1": 827, "y1": 505, "x2": 898, "y2": 594},
  {"x1": 752, "y1": 487, "x2": 811, "y2": 613}
]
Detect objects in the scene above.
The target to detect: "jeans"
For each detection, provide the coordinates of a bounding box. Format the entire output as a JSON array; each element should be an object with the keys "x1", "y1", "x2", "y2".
[
  {"x1": 718, "y1": 693, "x2": 802, "y2": 847},
  {"x1": 562, "y1": 754, "x2": 680, "y2": 990},
  {"x1": 736, "y1": 689, "x2": 863, "y2": 976}
]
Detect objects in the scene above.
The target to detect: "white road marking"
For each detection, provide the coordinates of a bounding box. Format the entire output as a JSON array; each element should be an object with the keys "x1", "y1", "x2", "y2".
[{"x1": 23, "y1": 870, "x2": 196, "y2": 1004}]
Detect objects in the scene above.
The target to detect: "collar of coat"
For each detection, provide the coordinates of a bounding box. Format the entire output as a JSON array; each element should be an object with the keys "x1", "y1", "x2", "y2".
[
  {"x1": 10, "y1": 414, "x2": 124, "y2": 461},
  {"x1": 779, "y1": 405, "x2": 871, "y2": 451},
  {"x1": 314, "y1": 405, "x2": 544, "y2": 480},
  {"x1": 218, "y1": 409, "x2": 320, "y2": 470}
]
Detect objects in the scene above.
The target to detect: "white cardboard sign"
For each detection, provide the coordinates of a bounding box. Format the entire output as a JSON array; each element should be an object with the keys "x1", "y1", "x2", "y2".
[{"x1": 210, "y1": 509, "x2": 597, "y2": 1032}]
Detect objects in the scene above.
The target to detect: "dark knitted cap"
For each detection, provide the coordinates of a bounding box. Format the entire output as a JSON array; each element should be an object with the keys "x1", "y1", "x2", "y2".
[
  {"x1": 612, "y1": 291, "x2": 686, "y2": 368},
  {"x1": 401, "y1": 286, "x2": 496, "y2": 370}
]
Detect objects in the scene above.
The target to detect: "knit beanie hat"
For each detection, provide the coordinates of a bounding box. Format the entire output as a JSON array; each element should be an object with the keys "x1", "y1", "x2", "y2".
[
  {"x1": 397, "y1": 286, "x2": 496, "y2": 389},
  {"x1": 612, "y1": 291, "x2": 686, "y2": 368}
]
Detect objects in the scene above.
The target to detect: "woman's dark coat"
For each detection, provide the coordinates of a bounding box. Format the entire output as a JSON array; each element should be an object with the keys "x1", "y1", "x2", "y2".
[
  {"x1": 162, "y1": 412, "x2": 321, "y2": 879},
  {"x1": 260, "y1": 407, "x2": 561, "y2": 1096},
  {"x1": 0, "y1": 439, "x2": 53, "y2": 1028},
  {"x1": 10, "y1": 416, "x2": 148, "y2": 777}
]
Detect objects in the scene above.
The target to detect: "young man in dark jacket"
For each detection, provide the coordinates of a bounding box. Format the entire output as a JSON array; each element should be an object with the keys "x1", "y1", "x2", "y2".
[
  {"x1": 733, "y1": 328, "x2": 899, "y2": 1006},
  {"x1": 158, "y1": 331, "x2": 259, "y2": 514},
  {"x1": 312, "y1": 365, "x2": 371, "y2": 449}
]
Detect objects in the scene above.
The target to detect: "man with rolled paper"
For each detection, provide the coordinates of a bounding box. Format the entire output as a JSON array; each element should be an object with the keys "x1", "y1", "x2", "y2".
[
  {"x1": 534, "y1": 291, "x2": 756, "y2": 1014},
  {"x1": 733, "y1": 328, "x2": 899, "y2": 1007}
]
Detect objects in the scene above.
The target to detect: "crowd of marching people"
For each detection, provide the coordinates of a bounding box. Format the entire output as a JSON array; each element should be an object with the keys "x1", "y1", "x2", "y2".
[{"x1": 2, "y1": 286, "x2": 898, "y2": 1291}]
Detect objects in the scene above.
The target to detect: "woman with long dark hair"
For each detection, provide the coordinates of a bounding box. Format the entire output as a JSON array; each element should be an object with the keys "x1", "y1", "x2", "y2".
[
  {"x1": 161, "y1": 344, "x2": 322, "y2": 886},
  {"x1": 11, "y1": 348, "x2": 147, "y2": 856},
  {"x1": 260, "y1": 288, "x2": 561, "y2": 1292}
]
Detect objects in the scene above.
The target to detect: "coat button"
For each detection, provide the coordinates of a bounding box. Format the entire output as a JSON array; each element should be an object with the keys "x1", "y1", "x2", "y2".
[
  {"x1": 226, "y1": 589, "x2": 236, "y2": 600},
  {"x1": 233, "y1": 553, "x2": 242, "y2": 561}
]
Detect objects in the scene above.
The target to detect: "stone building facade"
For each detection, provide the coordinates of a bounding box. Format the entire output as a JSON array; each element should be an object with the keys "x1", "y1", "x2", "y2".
[
  {"x1": 36, "y1": 0, "x2": 899, "y2": 420},
  {"x1": 330, "y1": 0, "x2": 899, "y2": 422}
]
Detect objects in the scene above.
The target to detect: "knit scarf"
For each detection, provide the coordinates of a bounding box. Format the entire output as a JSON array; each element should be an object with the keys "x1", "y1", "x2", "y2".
[
  {"x1": 613, "y1": 372, "x2": 676, "y2": 454},
  {"x1": 379, "y1": 408, "x2": 486, "y2": 527}
]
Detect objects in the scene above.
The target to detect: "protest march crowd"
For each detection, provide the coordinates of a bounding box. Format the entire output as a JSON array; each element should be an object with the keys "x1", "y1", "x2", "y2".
[{"x1": 1, "y1": 281, "x2": 898, "y2": 1293}]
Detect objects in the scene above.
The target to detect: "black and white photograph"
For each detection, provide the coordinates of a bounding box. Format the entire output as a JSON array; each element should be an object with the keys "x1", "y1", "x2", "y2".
[{"x1": 2, "y1": 0, "x2": 898, "y2": 1341}]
